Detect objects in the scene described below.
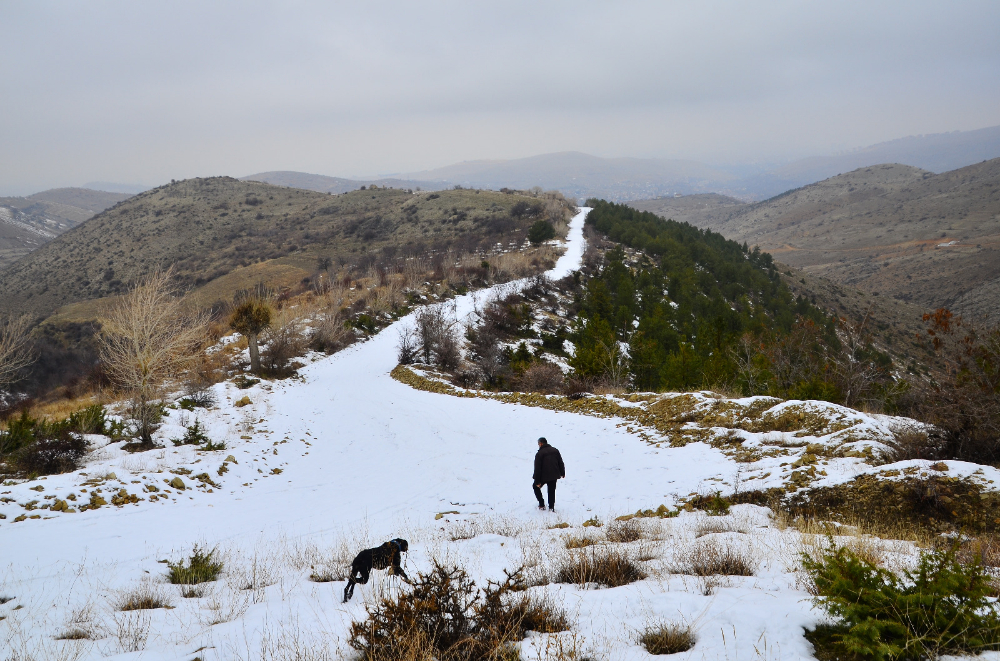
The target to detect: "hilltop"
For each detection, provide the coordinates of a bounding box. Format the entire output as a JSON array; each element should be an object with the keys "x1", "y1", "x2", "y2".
[
  {"x1": 0, "y1": 187, "x2": 130, "y2": 269},
  {"x1": 631, "y1": 159, "x2": 1000, "y2": 322},
  {"x1": 240, "y1": 171, "x2": 437, "y2": 195},
  {"x1": 0, "y1": 177, "x2": 566, "y2": 321}
]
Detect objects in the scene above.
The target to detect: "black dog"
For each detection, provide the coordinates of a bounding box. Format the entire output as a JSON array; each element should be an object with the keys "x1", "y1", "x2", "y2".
[{"x1": 343, "y1": 538, "x2": 411, "y2": 603}]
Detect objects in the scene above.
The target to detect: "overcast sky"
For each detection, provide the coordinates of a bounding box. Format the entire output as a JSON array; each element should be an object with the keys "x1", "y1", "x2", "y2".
[{"x1": 2, "y1": 1, "x2": 999, "y2": 195}]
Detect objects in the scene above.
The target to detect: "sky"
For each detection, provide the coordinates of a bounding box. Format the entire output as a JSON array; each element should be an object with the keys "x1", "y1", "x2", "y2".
[{"x1": 2, "y1": 0, "x2": 999, "y2": 195}]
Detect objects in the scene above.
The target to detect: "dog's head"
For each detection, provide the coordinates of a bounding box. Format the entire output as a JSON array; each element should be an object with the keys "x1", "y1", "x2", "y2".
[{"x1": 391, "y1": 538, "x2": 409, "y2": 553}]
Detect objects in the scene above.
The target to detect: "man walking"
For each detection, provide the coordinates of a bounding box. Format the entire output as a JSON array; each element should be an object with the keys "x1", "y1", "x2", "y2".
[{"x1": 532, "y1": 437, "x2": 565, "y2": 511}]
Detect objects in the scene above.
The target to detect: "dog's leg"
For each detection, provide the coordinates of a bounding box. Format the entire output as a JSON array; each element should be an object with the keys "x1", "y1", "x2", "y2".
[{"x1": 343, "y1": 578, "x2": 356, "y2": 603}]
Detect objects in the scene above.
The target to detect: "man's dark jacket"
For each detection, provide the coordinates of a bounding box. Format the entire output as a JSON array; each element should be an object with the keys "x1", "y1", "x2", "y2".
[{"x1": 533, "y1": 444, "x2": 565, "y2": 483}]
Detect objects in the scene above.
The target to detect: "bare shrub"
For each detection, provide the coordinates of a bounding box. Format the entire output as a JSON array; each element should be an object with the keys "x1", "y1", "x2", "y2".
[
  {"x1": 261, "y1": 309, "x2": 307, "y2": 376},
  {"x1": 518, "y1": 362, "x2": 565, "y2": 394},
  {"x1": 605, "y1": 518, "x2": 643, "y2": 543},
  {"x1": 912, "y1": 311, "x2": 1000, "y2": 463},
  {"x1": 0, "y1": 314, "x2": 34, "y2": 391},
  {"x1": 556, "y1": 547, "x2": 646, "y2": 588},
  {"x1": 111, "y1": 609, "x2": 151, "y2": 653},
  {"x1": 111, "y1": 581, "x2": 171, "y2": 611},
  {"x1": 673, "y1": 539, "x2": 756, "y2": 577},
  {"x1": 312, "y1": 287, "x2": 353, "y2": 353},
  {"x1": 639, "y1": 621, "x2": 696, "y2": 655},
  {"x1": 412, "y1": 306, "x2": 460, "y2": 369},
  {"x1": 99, "y1": 269, "x2": 208, "y2": 446},
  {"x1": 887, "y1": 423, "x2": 943, "y2": 461}
]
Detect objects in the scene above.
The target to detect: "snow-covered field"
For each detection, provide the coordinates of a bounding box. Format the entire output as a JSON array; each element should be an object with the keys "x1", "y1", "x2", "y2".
[{"x1": 2, "y1": 209, "x2": 997, "y2": 660}]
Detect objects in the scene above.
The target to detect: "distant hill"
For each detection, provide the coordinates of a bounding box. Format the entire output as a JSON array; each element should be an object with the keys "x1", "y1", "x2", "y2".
[
  {"x1": 733, "y1": 125, "x2": 1000, "y2": 199},
  {"x1": 0, "y1": 188, "x2": 131, "y2": 269},
  {"x1": 240, "y1": 171, "x2": 438, "y2": 194},
  {"x1": 401, "y1": 151, "x2": 737, "y2": 202},
  {"x1": 630, "y1": 159, "x2": 1000, "y2": 322},
  {"x1": 0, "y1": 177, "x2": 557, "y2": 321}
]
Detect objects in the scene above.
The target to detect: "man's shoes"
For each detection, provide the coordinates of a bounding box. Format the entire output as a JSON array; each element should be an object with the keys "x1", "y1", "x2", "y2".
[
  {"x1": 548, "y1": 507, "x2": 555, "y2": 512},
  {"x1": 538, "y1": 504, "x2": 546, "y2": 511}
]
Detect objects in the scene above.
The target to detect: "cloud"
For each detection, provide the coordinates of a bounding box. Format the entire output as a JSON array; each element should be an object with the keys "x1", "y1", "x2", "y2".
[{"x1": 1, "y1": 0, "x2": 998, "y2": 194}]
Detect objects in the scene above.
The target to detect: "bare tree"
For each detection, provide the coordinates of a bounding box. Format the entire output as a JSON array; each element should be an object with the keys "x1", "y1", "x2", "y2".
[
  {"x1": 833, "y1": 306, "x2": 887, "y2": 408},
  {"x1": 99, "y1": 270, "x2": 207, "y2": 448},
  {"x1": 0, "y1": 314, "x2": 34, "y2": 393},
  {"x1": 595, "y1": 338, "x2": 630, "y2": 392}
]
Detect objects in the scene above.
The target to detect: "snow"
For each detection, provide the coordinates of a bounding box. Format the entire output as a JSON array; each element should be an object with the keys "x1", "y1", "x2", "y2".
[{"x1": 2, "y1": 206, "x2": 998, "y2": 660}]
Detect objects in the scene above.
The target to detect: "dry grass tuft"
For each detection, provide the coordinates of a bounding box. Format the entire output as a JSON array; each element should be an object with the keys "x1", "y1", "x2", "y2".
[
  {"x1": 673, "y1": 539, "x2": 756, "y2": 577},
  {"x1": 605, "y1": 518, "x2": 643, "y2": 543},
  {"x1": 694, "y1": 517, "x2": 748, "y2": 538},
  {"x1": 639, "y1": 621, "x2": 696, "y2": 655},
  {"x1": 112, "y1": 582, "x2": 172, "y2": 611},
  {"x1": 55, "y1": 628, "x2": 93, "y2": 641},
  {"x1": 564, "y1": 534, "x2": 600, "y2": 549},
  {"x1": 556, "y1": 547, "x2": 647, "y2": 588}
]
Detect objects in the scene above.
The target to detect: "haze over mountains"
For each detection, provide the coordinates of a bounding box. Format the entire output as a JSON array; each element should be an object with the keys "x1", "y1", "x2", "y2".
[
  {"x1": 631, "y1": 158, "x2": 1000, "y2": 323},
  {"x1": 241, "y1": 124, "x2": 1000, "y2": 204}
]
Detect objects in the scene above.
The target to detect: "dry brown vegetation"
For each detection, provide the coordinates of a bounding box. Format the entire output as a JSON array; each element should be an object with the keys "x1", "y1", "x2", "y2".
[
  {"x1": 348, "y1": 562, "x2": 567, "y2": 661},
  {"x1": 555, "y1": 547, "x2": 647, "y2": 588},
  {"x1": 638, "y1": 621, "x2": 696, "y2": 655}
]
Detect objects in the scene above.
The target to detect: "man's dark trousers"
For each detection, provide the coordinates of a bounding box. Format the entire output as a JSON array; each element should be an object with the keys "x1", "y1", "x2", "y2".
[{"x1": 533, "y1": 481, "x2": 557, "y2": 509}]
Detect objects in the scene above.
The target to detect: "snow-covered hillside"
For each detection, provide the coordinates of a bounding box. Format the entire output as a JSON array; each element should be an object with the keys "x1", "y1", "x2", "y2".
[{"x1": 2, "y1": 208, "x2": 997, "y2": 660}]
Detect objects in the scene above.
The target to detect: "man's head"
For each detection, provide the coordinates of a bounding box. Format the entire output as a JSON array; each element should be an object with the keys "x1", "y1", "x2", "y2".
[{"x1": 537, "y1": 437, "x2": 548, "y2": 446}]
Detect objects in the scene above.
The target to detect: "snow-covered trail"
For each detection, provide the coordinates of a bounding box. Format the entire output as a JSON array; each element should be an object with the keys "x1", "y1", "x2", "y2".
[{"x1": 3, "y1": 207, "x2": 735, "y2": 571}]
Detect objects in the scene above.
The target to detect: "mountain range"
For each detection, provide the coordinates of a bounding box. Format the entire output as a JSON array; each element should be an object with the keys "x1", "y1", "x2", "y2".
[{"x1": 242, "y1": 125, "x2": 1000, "y2": 203}]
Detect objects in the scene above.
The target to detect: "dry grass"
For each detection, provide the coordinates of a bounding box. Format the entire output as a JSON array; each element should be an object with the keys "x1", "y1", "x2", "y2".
[
  {"x1": 111, "y1": 582, "x2": 171, "y2": 611},
  {"x1": 672, "y1": 539, "x2": 756, "y2": 577},
  {"x1": 605, "y1": 518, "x2": 643, "y2": 543},
  {"x1": 694, "y1": 517, "x2": 749, "y2": 538},
  {"x1": 564, "y1": 534, "x2": 600, "y2": 549},
  {"x1": 447, "y1": 516, "x2": 525, "y2": 541},
  {"x1": 639, "y1": 621, "x2": 696, "y2": 655},
  {"x1": 556, "y1": 547, "x2": 647, "y2": 588}
]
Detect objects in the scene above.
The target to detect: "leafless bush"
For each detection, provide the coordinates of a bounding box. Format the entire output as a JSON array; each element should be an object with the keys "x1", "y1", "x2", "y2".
[
  {"x1": 111, "y1": 609, "x2": 151, "y2": 653},
  {"x1": 312, "y1": 294, "x2": 352, "y2": 354},
  {"x1": 261, "y1": 309, "x2": 307, "y2": 376},
  {"x1": 556, "y1": 547, "x2": 646, "y2": 588},
  {"x1": 887, "y1": 423, "x2": 943, "y2": 461},
  {"x1": 0, "y1": 313, "x2": 34, "y2": 391},
  {"x1": 412, "y1": 306, "x2": 460, "y2": 369},
  {"x1": 517, "y1": 362, "x2": 565, "y2": 394},
  {"x1": 98, "y1": 269, "x2": 208, "y2": 446}
]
